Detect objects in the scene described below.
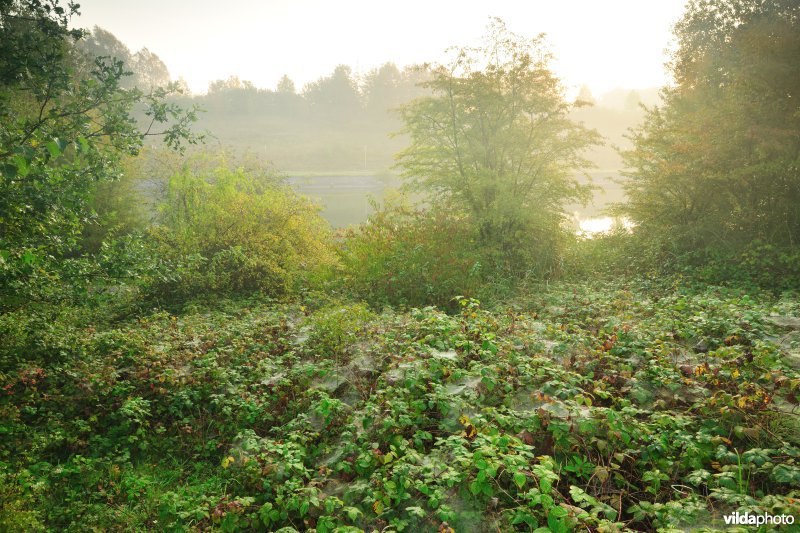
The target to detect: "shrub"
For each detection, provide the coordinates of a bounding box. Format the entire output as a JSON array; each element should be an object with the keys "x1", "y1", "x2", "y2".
[
  {"x1": 304, "y1": 303, "x2": 374, "y2": 358},
  {"x1": 337, "y1": 201, "x2": 484, "y2": 309},
  {"x1": 148, "y1": 165, "x2": 337, "y2": 301},
  {"x1": 687, "y1": 241, "x2": 800, "y2": 292}
]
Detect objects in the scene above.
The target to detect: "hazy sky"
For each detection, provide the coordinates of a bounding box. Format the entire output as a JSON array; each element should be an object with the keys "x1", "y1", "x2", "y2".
[{"x1": 74, "y1": 0, "x2": 688, "y2": 96}]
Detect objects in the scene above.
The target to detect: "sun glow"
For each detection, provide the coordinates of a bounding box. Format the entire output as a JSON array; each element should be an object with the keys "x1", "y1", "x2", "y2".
[{"x1": 74, "y1": 0, "x2": 688, "y2": 96}]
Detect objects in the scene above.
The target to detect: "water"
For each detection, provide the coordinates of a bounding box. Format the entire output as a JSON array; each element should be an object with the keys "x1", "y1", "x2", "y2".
[
  {"x1": 286, "y1": 174, "x2": 400, "y2": 228},
  {"x1": 286, "y1": 173, "x2": 629, "y2": 232}
]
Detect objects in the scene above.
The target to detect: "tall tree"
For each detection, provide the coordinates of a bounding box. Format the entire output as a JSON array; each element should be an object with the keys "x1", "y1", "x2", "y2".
[
  {"x1": 78, "y1": 28, "x2": 170, "y2": 88},
  {"x1": 77, "y1": 26, "x2": 135, "y2": 87},
  {"x1": 131, "y1": 47, "x2": 170, "y2": 89},
  {"x1": 576, "y1": 85, "x2": 596, "y2": 106},
  {"x1": 622, "y1": 0, "x2": 800, "y2": 252},
  {"x1": 276, "y1": 74, "x2": 296, "y2": 94},
  {"x1": 363, "y1": 62, "x2": 403, "y2": 119},
  {"x1": 0, "y1": 0, "x2": 200, "y2": 307},
  {"x1": 397, "y1": 19, "x2": 599, "y2": 274}
]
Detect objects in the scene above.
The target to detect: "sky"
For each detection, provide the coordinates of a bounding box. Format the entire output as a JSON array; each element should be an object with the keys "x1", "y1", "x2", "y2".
[{"x1": 74, "y1": 0, "x2": 689, "y2": 97}]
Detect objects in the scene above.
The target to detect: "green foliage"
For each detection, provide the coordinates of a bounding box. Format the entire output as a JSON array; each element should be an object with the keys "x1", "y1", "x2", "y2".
[
  {"x1": 2, "y1": 279, "x2": 799, "y2": 531},
  {"x1": 397, "y1": 18, "x2": 600, "y2": 277},
  {"x1": 305, "y1": 303, "x2": 374, "y2": 357},
  {"x1": 149, "y1": 165, "x2": 337, "y2": 301},
  {"x1": 2, "y1": 2, "x2": 800, "y2": 532},
  {"x1": 621, "y1": 0, "x2": 800, "y2": 255},
  {"x1": 80, "y1": 154, "x2": 152, "y2": 252},
  {"x1": 0, "y1": 0, "x2": 200, "y2": 310},
  {"x1": 338, "y1": 199, "x2": 486, "y2": 308},
  {"x1": 682, "y1": 242, "x2": 800, "y2": 292},
  {"x1": 565, "y1": 230, "x2": 800, "y2": 293}
]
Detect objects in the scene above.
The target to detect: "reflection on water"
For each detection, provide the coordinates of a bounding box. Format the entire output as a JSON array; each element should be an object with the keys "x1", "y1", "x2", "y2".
[
  {"x1": 575, "y1": 216, "x2": 633, "y2": 238},
  {"x1": 287, "y1": 174, "x2": 633, "y2": 234}
]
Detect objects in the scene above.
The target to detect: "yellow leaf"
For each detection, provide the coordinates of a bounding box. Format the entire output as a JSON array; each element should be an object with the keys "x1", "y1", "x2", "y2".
[{"x1": 737, "y1": 397, "x2": 747, "y2": 408}]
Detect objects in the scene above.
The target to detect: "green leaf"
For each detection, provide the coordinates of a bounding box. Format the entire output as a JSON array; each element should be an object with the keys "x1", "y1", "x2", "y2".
[
  {"x1": 547, "y1": 506, "x2": 569, "y2": 533},
  {"x1": 405, "y1": 506, "x2": 426, "y2": 518},
  {"x1": 344, "y1": 506, "x2": 362, "y2": 521},
  {"x1": 46, "y1": 140, "x2": 62, "y2": 158},
  {"x1": 11, "y1": 155, "x2": 29, "y2": 177},
  {"x1": 513, "y1": 471, "x2": 527, "y2": 489},
  {"x1": 21, "y1": 250, "x2": 37, "y2": 265},
  {"x1": 469, "y1": 480, "x2": 481, "y2": 495},
  {"x1": 771, "y1": 464, "x2": 800, "y2": 484},
  {"x1": 0, "y1": 163, "x2": 18, "y2": 179},
  {"x1": 258, "y1": 502, "x2": 274, "y2": 526}
]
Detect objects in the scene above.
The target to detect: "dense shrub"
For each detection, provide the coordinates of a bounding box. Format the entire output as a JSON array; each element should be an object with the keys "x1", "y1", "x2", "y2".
[
  {"x1": 683, "y1": 242, "x2": 800, "y2": 292},
  {"x1": 565, "y1": 231, "x2": 800, "y2": 294},
  {"x1": 337, "y1": 202, "x2": 484, "y2": 308},
  {"x1": 337, "y1": 198, "x2": 576, "y2": 309},
  {"x1": 148, "y1": 165, "x2": 337, "y2": 301}
]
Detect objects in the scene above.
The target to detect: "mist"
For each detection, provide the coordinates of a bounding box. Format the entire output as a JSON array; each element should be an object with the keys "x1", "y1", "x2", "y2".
[{"x1": 3, "y1": 1, "x2": 799, "y2": 531}]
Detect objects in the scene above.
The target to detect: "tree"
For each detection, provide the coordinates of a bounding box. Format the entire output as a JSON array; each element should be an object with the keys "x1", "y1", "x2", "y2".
[
  {"x1": 576, "y1": 85, "x2": 596, "y2": 106},
  {"x1": 303, "y1": 64, "x2": 362, "y2": 123},
  {"x1": 276, "y1": 74, "x2": 296, "y2": 94},
  {"x1": 622, "y1": 0, "x2": 800, "y2": 253},
  {"x1": 78, "y1": 28, "x2": 170, "y2": 89},
  {"x1": 623, "y1": 90, "x2": 641, "y2": 111},
  {"x1": 207, "y1": 75, "x2": 254, "y2": 93},
  {"x1": 397, "y1": 18, "x2": 600, "y2": 275},
  {"x1": 363, "y1": 62, "x2": 403, "y2": 119},
  {"x1": 0, "y1": 0, "x2": 200, "y2": 307},
  {"x1": 76, "y1": 26, "x2": 136, "y2": 87},
  {"x1": 131, "y1": 47, "x2": 170, "y2": 89}
]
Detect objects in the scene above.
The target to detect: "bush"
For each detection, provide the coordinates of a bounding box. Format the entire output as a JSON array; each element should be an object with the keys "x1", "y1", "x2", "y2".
[
  {"x1": 337, "y1": 201, "x2": 484, "y2": 309},
  {"x1": 148, "y1": 165, "x2": 337, "y2": 302},
  {"x1": 304, "y1": 303, "x2": 374, "y2": 358},
  {"x1": 686, "y1": 241, "x2": 800, "y2": 292},
  {"x1": 564, "y1": 229, "x2": 800, "y2": 293}
]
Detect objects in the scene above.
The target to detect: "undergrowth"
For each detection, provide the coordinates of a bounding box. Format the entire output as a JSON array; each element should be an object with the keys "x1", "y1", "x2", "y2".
[{"x1": 1, "y1": 279, "x2": 799, "y2": 531}]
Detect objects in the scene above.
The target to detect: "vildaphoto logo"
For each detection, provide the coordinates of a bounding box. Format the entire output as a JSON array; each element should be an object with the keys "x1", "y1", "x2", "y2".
[{"x1": 723, "y1": 511, "x2": 795, "y2": 527}]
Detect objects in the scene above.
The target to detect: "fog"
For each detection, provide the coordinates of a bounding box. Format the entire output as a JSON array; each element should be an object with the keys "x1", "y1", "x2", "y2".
[
  {"x1": 75, "y1": 0, "x2": 688, "y2": 96},
  {"x1": 4, "y1": 2, "x2": 799, "y2": 528},
  {"x1": 76, "y1": 9, "x2": 673, "y2": 228}
]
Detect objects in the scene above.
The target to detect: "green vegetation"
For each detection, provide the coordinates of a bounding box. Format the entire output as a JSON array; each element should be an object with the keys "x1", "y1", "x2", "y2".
[
  {"x1": 150, "y1": 165, "x2": 336, "y2": 302},
  {"x1": 2, "y1": 283, "x2": 799, "y2": 531},
  {"x1": 397, "y1": 19, "x2": 600, "y2": 279},
  {"x1": 0, "y1": 0, "x2": 201, "y2": 311},
  {"x1": 621, "y1": 0, "x2": 800, "y2": 261},
  {"x1": 1, "y1": 0, "x2": 799, "y2": 532}
]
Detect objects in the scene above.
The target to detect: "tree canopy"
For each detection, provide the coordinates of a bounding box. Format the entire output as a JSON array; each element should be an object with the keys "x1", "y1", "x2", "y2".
[
  {"x1": 397, "y1": 19, "x2": 600, "y2": 275},
  {"x1": 622, "y1": 0, "x2": 800, "y2": 253},
  {"x1": 0, "y1": 0, "x2": 200, "y2": 307}
]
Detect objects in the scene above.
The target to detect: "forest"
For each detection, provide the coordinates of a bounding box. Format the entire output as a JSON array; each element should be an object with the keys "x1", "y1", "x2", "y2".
[{"x1": 1, "y1": 0, "x2": 799, "y2": 531}]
